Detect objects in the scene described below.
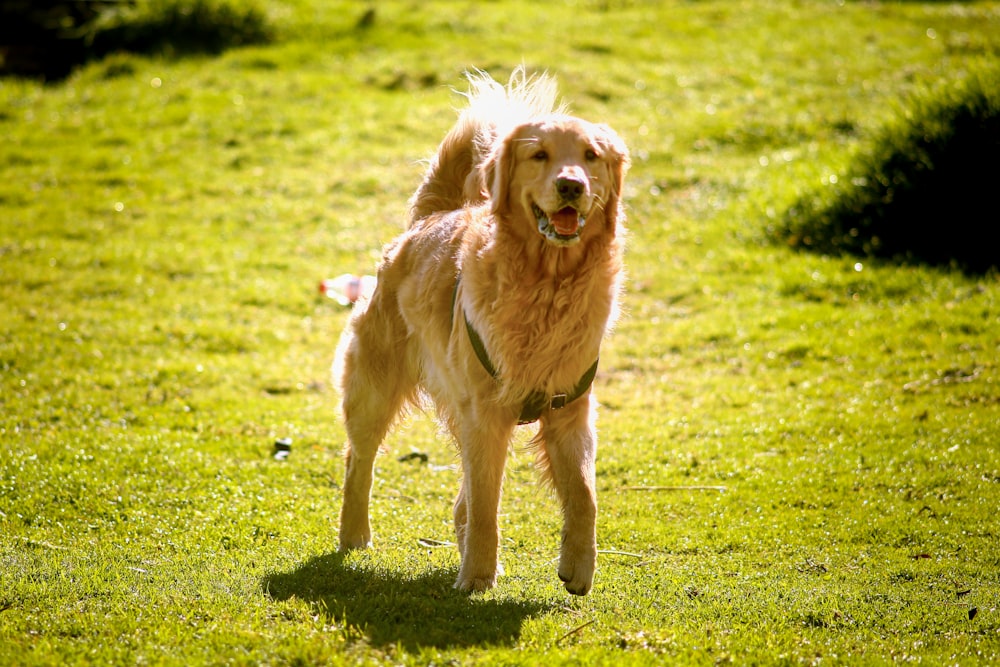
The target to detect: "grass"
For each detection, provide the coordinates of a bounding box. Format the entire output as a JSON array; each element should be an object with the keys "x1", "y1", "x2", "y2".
[{"x1": 2, "y1": 0, "x2": 999, "y2": 664}]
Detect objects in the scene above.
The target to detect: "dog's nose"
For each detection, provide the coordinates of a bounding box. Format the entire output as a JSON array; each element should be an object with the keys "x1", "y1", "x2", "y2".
[{"x1": 556, "y1": 177, "x2": 585, "y2": 201}]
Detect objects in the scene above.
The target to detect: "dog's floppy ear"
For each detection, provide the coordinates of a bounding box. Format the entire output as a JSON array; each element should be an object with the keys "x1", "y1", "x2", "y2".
[
  {"x1": 482, "y1": 129, "x2": 518, "y2": 217},
  {"x1": 596, "y1": 124, "x2": 630, "y2": 234}
]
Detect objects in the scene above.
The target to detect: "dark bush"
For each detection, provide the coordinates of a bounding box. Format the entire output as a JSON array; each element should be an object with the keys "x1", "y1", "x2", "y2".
[
  {"x1": 86, "y1": 0, "x2": 274, "y2": 59},
  {"x1": 1, "y1": 0, "x2": 104, "y2": 79},
  {"x1": 774, "y1": 67, "x2": 1000, "y2": 274},
  {"x1": 0, "y1": 0, "x2": 274, "y2": 81}
]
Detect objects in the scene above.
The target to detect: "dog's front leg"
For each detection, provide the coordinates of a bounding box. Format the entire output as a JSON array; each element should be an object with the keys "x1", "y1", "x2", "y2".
[
  {"x1": 454, "y1": 415, "x2": 514, "y2": 593},
  {"x1": 538, "y1": 397, "x2": 598, "y2": 595}
]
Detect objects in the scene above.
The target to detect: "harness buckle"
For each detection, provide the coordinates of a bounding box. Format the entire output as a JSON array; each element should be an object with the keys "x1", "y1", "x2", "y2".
[{"x1": 549, "y1": 393, "x2": 568, "y2": 410}]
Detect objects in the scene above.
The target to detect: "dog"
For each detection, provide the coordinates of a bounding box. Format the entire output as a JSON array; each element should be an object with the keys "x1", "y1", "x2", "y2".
[{"x1": 334, "y1": 67, "x2": 629, "y2": 595}]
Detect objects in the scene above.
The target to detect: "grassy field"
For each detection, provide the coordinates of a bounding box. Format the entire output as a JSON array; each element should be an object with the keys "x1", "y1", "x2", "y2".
[{"x1": 2, "y1": 1, "x2": 1000, "y2": 664}]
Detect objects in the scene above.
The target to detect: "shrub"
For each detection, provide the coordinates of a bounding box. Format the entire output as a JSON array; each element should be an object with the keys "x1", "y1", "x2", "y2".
[
  {"x1": 0, "y1": 0, "x2": 274, "y2": 80},
  {"x1": 1, "y1": 0, "x2": 103, "y2": 79},
  {"x1": 85, "y1": 0, "x2": 274, "y2": 59},
  {"x1": 774, "y1": 66, "x2": 1000, "y2": 274}
]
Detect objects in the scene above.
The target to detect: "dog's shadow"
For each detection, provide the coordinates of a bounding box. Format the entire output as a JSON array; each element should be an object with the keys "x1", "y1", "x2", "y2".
[{"x1": 262, "y1": 551, "x2": 551, "y2": 650}]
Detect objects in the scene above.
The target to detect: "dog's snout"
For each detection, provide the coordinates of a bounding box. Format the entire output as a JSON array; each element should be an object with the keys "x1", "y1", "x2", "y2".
[{"x1": 556, "y1": 176, "x2": 586, "y2": 201}]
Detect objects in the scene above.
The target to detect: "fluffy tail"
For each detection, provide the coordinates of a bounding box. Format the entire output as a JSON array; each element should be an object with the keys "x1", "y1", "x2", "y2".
[{"x1": 407, "y1": 66, "x2": 565, "y2": 225}]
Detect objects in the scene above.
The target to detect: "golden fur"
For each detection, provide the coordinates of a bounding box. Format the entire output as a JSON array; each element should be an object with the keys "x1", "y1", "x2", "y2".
[{"x1": 334, "y1": 68, "x2": 629, "y2": 595}]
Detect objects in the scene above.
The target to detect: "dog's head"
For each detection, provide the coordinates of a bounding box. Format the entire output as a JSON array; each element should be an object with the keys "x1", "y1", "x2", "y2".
[{"x1": 484, "y1": 116, "x2": 629, "y2": 247}]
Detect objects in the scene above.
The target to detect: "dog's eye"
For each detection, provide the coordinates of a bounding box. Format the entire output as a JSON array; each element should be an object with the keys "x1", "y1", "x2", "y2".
[
  {"x1": 584, "y1": 148, "x2": 599, "y2": 161},
  {"x1": 532, "y1": 150, "x2": 548, "y2": 162}
]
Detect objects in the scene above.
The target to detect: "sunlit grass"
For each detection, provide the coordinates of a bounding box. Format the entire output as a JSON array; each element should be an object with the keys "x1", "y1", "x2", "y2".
[{"x1": 2, "y1": 1, "x2": 999, "y2": 665}]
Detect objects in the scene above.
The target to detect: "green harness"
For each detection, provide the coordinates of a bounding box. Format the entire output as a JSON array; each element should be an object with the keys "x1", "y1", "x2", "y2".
[{"x1": 452, "y1": 275, "x2": 599, "y2": 424}]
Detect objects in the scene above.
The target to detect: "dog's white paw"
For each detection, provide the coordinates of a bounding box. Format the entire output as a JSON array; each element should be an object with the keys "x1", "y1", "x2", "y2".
[
  {"x1": 455, "y1": 568, "x2": 496, "y2": 593},
  {"x1": 339, "y1": 538, "x2": 370, "y2": 551},
  {"x1": 558, "y1": 549, "x2": 596, "y2": 596},
  {"x1": 338, "y1": 528, "x2": 371, "y2": 551},
  {"x1": 454, "y1": 561, "x2": 502, "y2": 593},
  {"x1": 454, "y1": 573, "x2": 496, "y2": 593}
]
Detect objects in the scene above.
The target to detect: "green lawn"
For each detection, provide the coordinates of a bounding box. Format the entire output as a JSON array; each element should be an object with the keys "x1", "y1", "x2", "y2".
[{"x1": 2, "y1": 1, "x2": 999, "y2": 664}]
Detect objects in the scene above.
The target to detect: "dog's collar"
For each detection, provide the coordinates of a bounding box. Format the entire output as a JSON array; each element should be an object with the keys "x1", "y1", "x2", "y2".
[{"x1": 452, "y1": 274, "x2": 599, "y2": 425}]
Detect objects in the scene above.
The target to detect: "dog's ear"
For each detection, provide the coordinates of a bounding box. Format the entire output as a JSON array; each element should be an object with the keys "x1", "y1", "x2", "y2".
[
  {"x1": 596, "y1": 124, "x2": 630, "y2": 234},
  {"x1": 483, "y1": 130, "x2": 518, "y2": 216}
]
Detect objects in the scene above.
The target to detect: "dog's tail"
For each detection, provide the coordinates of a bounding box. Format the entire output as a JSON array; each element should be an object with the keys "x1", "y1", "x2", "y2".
[{"x1": 408, "y1": 66, "x2": 565, "y2": 225}]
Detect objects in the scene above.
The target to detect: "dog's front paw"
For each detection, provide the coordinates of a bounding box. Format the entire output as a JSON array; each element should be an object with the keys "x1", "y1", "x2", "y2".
[
  {"x1": 338, "y1": 523, "x2": 372, "y2": 551},
  {"x1": 558, "y1": 547, "x2": 596, "y2": 596},
  {"x1": 454, "y1": 560, "x2": 503, "y2": 593},
  {"x1": 454, "y1": 572, "x2": 497, "y2": 593},
  {"x1": 338, "y1": 535, "x2": 371, "y2": 551},
  {"x1": 339, "y1": 537, "x2": 371, "y2": 551},
  {"x1": 339, "y1": 505, "x2": 372, "y2": 551}
]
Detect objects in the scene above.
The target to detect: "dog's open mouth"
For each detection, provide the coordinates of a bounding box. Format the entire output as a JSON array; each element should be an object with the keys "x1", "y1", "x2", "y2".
[{"x1": 532, "y1": 203, "x2": 587, "y2": 245}]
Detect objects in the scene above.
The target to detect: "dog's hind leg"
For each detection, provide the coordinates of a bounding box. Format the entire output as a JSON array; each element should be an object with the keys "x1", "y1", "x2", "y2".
[
  {"x1": 534, "y1": 396, "x2": 599, "y2": 596},
  {"x1": 336, "y1": 303, "x2": 415, "y2": 551}
]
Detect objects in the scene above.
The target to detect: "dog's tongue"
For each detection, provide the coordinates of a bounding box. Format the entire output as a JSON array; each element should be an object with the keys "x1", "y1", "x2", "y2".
[{"x1": 551, "y1": 207, "x2": 580, "y2": 235}]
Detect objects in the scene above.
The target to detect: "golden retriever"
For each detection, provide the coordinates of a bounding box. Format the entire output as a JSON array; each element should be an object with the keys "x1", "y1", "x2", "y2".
[{"x1": 334, "y1": 67, "x2": 629, "y2": 595}]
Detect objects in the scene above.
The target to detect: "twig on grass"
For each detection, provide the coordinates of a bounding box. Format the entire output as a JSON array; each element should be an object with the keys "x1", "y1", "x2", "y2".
[
  {"x1": 16, "y1": 536, "x2": 69, "y2": 551},
  {"x1": 417, "y1": 537, "x2": 456, "y2": 548},
  {"x1": 903, "y1": 366, "x2": 983, "y2": 393},
  {"x1": 555, "y1": 618, "x2": 597, "y2": 646},
  {"x1": 937, "y1": 600, "x2": 979, "y2": 620},
  {"x1": 620, "y1": 485, "x2": 728, "y2": 492},
  {"x1": 597, "y1": 549, "x2": 644, "y2": 559}
]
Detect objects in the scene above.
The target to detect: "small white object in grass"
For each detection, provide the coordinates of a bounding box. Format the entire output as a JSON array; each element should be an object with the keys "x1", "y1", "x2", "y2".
[
  {"x1": 274, "y1": 437, "x2": 292, "y2": 460},
  {"x1": 319, "y1": 274, "x2": 377, "y2": 306}
]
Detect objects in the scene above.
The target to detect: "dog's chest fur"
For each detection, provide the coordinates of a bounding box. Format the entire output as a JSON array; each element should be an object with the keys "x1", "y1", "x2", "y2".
[{"x1": 461, "y1": 227, "x2": 622, "y2": 402}]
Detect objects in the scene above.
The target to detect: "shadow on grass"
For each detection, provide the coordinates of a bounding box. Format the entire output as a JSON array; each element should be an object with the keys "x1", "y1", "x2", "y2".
[{"x1": 262, "y1": 552, "x2": 551, "y2": 650}]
